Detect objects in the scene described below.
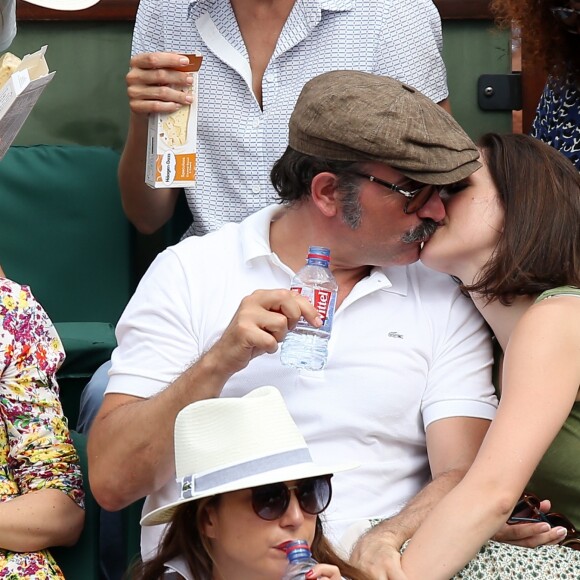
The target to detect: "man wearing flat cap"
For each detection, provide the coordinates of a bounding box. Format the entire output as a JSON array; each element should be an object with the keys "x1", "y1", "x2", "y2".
[{"x1": 89, "y1": 71, "x2": 497, "y2": 575}]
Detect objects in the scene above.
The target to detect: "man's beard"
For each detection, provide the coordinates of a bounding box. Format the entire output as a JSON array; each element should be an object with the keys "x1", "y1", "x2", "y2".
[{"x1": 401, "y1": 219, "x2": 438, "y2": 244}]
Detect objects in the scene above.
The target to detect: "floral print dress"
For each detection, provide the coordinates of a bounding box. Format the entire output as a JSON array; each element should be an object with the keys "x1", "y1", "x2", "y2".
[{"x1": 0, "y1": 279, "x2": 84, "y2": 579}]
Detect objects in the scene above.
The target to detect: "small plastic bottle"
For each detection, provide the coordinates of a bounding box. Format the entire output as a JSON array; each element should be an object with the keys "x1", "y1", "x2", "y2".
[
  {"x1": 280, "y1": 246, "x2": 338, "y2": 371},
  {"x1": 281, "y1": 540, "x2": 318, "y2": 580}
]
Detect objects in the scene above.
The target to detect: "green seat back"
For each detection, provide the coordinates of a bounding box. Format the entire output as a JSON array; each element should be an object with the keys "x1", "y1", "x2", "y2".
[
  {"x1": 54, "y1": 321, "x2": 117, "y2": 427},
  {"x1": 0, "y1": 145, "x2": 132, "y2": 324},
  {"x1": 0, "y1": 145, "x2": 133, "y2": 424}
]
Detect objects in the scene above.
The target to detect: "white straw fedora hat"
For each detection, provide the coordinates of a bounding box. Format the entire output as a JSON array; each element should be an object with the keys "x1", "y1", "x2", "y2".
[
  {"x1": 141, "y1": 386, "x2": 357, "y2": 526},
  {"x1": 22, "y1": 0, "x2": 101, "y2": 10}
]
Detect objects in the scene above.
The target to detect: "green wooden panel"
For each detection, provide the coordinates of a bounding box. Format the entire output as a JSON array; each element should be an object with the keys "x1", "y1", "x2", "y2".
[
  {"x1": 9, "y1": 21, "x2": 133, "y2": 150},
  {"x1": 443, "y1": 20, "x2": 512, "y2": 140}
]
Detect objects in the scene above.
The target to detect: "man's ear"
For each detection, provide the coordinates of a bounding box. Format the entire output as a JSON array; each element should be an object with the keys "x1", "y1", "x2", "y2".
[{"x1": 310, "y1": 172, "x2": 340, "y2": 217}]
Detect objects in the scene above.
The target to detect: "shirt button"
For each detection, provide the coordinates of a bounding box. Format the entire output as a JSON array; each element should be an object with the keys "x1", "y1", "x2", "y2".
[
  {"x1": 252, "y1": 184, "x2": 262, "y2": 194},
  {"x1": 265, "y1": 73, "x2": 274, "y2": 83},
  {"x1": 253, "y1": 118, "x2": 261, "y2": 129}
]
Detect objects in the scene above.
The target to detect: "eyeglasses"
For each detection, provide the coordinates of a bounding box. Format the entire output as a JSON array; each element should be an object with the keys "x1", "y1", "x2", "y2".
[
  {"x1": 551, "y1": 7, "x2": 580, "y2": 33},
  {"x1": 251, "y1": 475, "x2": 332, "y2": 521},
  {"x1": 352, "y1": 172, "x2": 439, "y2": 214},
  {"x1": 507, "y1": 492, "x2": 580, "y2": 550}
]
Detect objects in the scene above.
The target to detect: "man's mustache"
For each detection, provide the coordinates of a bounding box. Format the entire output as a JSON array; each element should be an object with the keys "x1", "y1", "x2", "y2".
[{"x1": 402, "y1": 219, "x2": 438, "y2": 244}]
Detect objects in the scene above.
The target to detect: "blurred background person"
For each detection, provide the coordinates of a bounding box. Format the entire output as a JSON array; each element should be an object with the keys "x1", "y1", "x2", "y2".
[
  {"x1": 492, "y1": 0, "x2": 580, "y2": 169},
  {"x1": 119, "y1": 0, "x2": 450, "y2": 239}
]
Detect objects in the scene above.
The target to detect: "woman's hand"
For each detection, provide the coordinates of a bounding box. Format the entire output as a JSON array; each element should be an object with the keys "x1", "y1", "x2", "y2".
[
  {"x1": 126, "y1": 52, "x2": 194, "y2": 116},
  {"x1": 306, "y1": 563, "x2": 344, "y2": 579},
  {"x1": 493, "y1": 499, "x2": 568, "y2": 547}
]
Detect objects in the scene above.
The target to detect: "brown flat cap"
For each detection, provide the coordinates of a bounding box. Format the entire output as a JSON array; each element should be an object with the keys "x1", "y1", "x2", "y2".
[{"x1": 289, "y1": 70, "x2": 481, "y2": 185}]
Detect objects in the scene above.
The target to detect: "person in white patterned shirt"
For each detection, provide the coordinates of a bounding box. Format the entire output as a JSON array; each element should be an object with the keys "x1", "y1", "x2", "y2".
[{"x1": 118, "y1": 0, "x2": 450, "y2": 239}]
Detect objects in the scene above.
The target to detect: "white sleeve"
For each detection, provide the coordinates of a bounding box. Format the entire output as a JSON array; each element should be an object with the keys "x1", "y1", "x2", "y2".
[
  {"x1": 421, "y1": 285, "x2": 498, "y2": 427},
  {"x1": 374, "y1": 0, "x2": 448, "y2": 103},
  {"x1": 107, "y1": 248, "x2": 198, "y2": 398},
  {"x1": 0, "y1": 0, "x2": 17, "y2": 52}
]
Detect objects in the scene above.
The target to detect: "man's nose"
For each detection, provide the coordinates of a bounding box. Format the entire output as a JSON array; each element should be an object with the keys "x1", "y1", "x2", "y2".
[{"x1": 417, "y1": 188, "x2": 446, "y2": 222}]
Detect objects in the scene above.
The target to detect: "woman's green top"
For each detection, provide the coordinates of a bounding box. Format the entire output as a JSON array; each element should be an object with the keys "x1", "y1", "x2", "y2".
[{"x1": 526, "y1": 286, "x2": 580, "y2": 527}]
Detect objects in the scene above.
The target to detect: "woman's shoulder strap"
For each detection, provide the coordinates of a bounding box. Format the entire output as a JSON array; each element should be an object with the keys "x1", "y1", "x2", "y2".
[{"x1": 535, "y1": 286, "x2": 580, "y2": 303}]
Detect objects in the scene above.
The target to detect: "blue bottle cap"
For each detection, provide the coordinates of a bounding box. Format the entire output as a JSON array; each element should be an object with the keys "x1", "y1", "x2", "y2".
[
  {"x1": 280, "y1": 539, "x2": 312, "y2": 562},
  {"x1": 307, "y1": 246, "x2": 330, "y2": 260}
]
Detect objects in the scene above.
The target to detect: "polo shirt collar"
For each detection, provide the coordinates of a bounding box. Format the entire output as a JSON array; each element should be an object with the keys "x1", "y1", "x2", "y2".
[
  {"x1": 239, "y1": 204, "x2": 286, "y2": 266},
  {"x1": 381, "y1": 265, "x2": 409, "y2": 296},
  {"x1": 238, "y1": 204, "x2": 410, "y2": 298}
]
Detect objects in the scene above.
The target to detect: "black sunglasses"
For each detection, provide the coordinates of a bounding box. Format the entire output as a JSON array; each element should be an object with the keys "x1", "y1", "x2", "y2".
[
  {"x1": 352, "y1": 172, "x2": 440, "y2": 214},
  {"x1": 251, "y1": 475, "x2": 332, "y2": 521},
  {"x1": 508, "y1": 492, "x2": 580, "y2": 551}
]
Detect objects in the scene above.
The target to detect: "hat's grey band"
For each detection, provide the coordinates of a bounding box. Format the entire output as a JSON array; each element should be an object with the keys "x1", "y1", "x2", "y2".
[{"x1": 177, "y1": 448, "x2": 312, "y2": 499}]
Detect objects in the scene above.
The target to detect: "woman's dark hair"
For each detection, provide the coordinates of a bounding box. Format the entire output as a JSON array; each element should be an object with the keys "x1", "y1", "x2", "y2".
[
  {"x1": 270, "y1": 146, "x2": 363, "y2": 206},
  {"x1": 131, "y1": 496, "x2": 372, "y2": 580},
  {"x1": 131, "y1": 498, "x2": 215, "y2": 580},
  {"x1": 463, "y1": 132, "x2": 580, "y2": 304},
  {"x1": 491, "y1": 0, "x2": 580, "y2": 82},
  {"x1": 310, "y1": 518, "x2": 372, "y2": 580}
]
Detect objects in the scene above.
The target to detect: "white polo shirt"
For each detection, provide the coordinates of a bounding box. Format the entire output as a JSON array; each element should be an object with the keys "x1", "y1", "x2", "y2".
[
  {"x1": 108, "y1": 205, "x2": 497, "y2": 558},
  {"x1": 132, "y1": 0, "x2": 448, "y2": 236}
]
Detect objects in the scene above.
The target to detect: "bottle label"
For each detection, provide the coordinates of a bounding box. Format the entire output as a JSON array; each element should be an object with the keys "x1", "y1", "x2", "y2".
[{"x1": 291, "y1": 286, "x2": 336, "y2": 332}]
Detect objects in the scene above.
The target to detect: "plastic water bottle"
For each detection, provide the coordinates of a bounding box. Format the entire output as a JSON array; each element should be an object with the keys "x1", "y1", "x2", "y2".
[
  {"x1": 280, "y1": 246, "x2": 337, "y2": 371},
  {"x1": 281, "y1": 540, "x2": 318, "y2": 580}
]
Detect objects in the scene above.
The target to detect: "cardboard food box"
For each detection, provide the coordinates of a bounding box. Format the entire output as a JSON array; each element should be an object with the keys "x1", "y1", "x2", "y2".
[
  {"x1": 146, "y1": 54, "x2": 203, "y2": 189},
  {"x1": 0, "y1": 46, "x2": 55, "y2": 160}
]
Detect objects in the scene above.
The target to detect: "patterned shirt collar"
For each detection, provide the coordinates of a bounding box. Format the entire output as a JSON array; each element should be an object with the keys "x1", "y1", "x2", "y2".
[
  {"x1": 188, "y1": 0, "x2": 354, "y2": 19},
  {"x1": 188, "y1": 0, "x2": 353, "y2": 9}
]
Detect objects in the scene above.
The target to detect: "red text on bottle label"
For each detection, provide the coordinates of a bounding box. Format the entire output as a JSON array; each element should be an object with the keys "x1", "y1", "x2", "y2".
[{"x1": 291, "y1": 286, "x2": 336, "y2": 329}]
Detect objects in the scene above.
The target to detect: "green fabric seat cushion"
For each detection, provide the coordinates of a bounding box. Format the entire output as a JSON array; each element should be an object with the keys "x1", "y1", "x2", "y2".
[
  {"x1": 0, "y1": 145, "x2": 131, "y2": 324},
  {"x1": 55, "y1": 322, "x2": 116, "y2": 427}
]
